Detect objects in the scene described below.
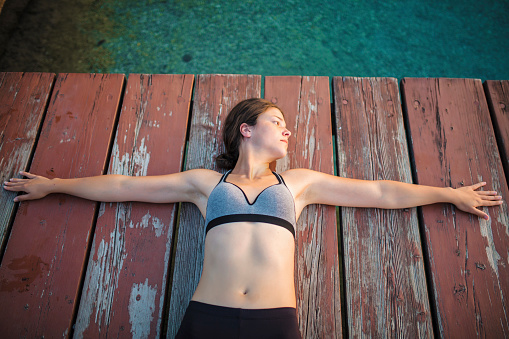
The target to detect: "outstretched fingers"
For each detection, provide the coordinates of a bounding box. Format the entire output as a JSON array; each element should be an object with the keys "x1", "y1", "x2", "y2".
[
  {"x1": 455, "y1": 182, "x2": 504, "y2": 221},
  {"x1": 473, "y1": 184, "x2": 504, "y2": 220},
  {"x1": 13, "y1": 193, "x2": 32, "y2": 202},
  {"x1": 3, "y1": 182, "x2": 26, "y2": 190},
  {"x1": 5, "y1": 178, "x2": 28, "y2": 184},
  {"x1": 469, "y1": 206, "x2": 489, "y2": 220},
  {"x1": 19, "y1": 171, "x2": 37, "y2": 179},
  {"x1": 3, "y1": 172, "x2": 39, "y2": 201},
  {"x1": 480, "y1": 198, "x2": 504, "y2": 206},
  {"x1": 470, "y1": 182, "x2": 487, "y2": 190},
  {"x1": 477, "y1": 190, "x2": 499, "y2": 196},
  {"x1": 476, "y1": 190, "x2": 503, "y2": 204},
  {"x1": 467, "y1": 182, "x2": 503, "y2": 204},
  {"x1": 3, "y1": 184, "x2": 28, "y2": 203},
  {"x1": 3, "y1": 181, "x2": 32, "y2": 201},
  {"x1": 3, "y1": 171, "x2": 34, "y2": 185}
]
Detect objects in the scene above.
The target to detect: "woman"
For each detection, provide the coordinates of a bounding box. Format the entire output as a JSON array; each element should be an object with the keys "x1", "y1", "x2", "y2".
[{"x1": 3, "y1": 98, "x2": 503, "y2": 338}]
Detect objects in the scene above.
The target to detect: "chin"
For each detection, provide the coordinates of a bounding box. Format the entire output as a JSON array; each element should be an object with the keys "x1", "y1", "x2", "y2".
[
  {"x1": 275, "y1": 150, "x2": 288, "y2": 159},
  {"x1": 266, "y1": 146, "x2": 288, "y2": 161}
]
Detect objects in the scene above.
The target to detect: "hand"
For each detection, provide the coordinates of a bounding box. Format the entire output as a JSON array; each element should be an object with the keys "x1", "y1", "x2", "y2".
[
  {"x1": 3, "y1": 171, "x2": 52, "y2": 202},
  {"x1": 452, "y1": 182, "x2": 503, "y2": 220}
]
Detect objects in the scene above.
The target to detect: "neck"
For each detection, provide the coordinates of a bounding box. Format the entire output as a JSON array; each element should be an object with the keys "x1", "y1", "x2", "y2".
[{"x1": 231, "y1": 151, "x2": 272, "y2": 180}]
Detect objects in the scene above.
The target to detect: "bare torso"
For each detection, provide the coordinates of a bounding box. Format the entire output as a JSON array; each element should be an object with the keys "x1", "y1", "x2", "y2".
[
  {"x1": 190, "y1": 170, "x2": 305, "y2": 309},
  {"x1": 192, "y1": 222, "x2": 296, "y2": 308}
]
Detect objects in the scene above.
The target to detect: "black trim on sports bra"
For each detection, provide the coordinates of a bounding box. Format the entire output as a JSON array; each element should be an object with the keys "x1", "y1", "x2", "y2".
[
  {"x1": 206, "y1": 214, "x2": 295, "y2": 237},
  {"x1": 275, "y1": 172, "x2": 288, "y2": 186}
]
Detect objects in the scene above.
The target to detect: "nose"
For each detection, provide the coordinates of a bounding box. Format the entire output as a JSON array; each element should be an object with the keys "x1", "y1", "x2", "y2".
[{"x1": 283, "y1": 129, "x2": 291, "y2": 137}]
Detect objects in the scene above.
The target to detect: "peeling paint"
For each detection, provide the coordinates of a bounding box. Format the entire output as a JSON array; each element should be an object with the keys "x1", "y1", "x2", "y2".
[
  {"x1": 110, "y1": 137, "x2": 151, "y2": 177},
  {"x1": 98, "y1": 203, "x2": 105, "y2": 218},
  {"x1": 128, "y1": 278, "x2": 157, "y2": 339},
  {"x1": 151, "y1": 216, "x2": 164, "y2": 237},
  {"x1": 307, "y1": 100, "x2": 317, "y2": 114},
  {"x1": 155, "y1": 218, "x2": 175, "y2": 337},
  {"x1": 131, "y1": 138, "x2": 151, "y2": 176},
  {"x1": 147, "y1": 120, "x2": 160, "y2": 128},
  {"x1": 308, "y1": 129, "x2": 315, "y2": 169},
  {"x1": 74, "y1": 215, "x2": 128, "y2": 337},
  {"x1": 479, "y1": 218, "x2": 501, "y2": 279},
  {"x1": 129, "y1": 212, "x2": 165, "y2": 237}
]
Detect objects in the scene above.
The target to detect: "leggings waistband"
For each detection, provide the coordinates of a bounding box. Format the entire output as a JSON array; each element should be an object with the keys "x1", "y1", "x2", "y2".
[{"x1": 188, "y1": 300, "x2": 297, "y2": 319}]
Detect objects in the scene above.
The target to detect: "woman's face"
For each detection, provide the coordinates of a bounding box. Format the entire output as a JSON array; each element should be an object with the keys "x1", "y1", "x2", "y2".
[{"x1": 248, "y1": 107, "x2": 291, "y2": 159}]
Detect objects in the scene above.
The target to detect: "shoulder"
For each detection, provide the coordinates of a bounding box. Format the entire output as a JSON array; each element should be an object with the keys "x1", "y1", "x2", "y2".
[
  {"x1": 173, "y1": 169, "x2": 223, "y2": 206},
  {"x1": 159, "y1": 169, "x2": 223, "y2": 214},
  {"x1": 278, "y1": 169, "x2": 323, "y2": 198},
  {"x1": 279, "y1": 169, "x2": 347, "y2": 202},
  {"x1": 156, "y1": 168, "x2": 223, "y2": 195},
  {"x1": 182, "y1": 168, "x2": 223, "y2": 188},
  {"x1": 279, "y1": 168, "x2": 323, "y2": 183},
  {"x1": 184, "y1": 168, "x2": 223, "y2": 178}
]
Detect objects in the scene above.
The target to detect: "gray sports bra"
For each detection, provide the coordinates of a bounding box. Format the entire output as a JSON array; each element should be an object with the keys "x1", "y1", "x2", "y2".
[{"x1": 205, "y1": 170, "x2": 297, "y2": 237}]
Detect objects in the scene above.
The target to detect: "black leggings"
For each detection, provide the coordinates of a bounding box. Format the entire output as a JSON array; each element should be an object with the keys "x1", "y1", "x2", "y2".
[{"x1": 176, "y1": 301, "x2": 302, "y2": 339}]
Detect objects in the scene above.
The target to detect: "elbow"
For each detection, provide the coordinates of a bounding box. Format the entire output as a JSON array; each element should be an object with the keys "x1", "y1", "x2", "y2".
[
  {"x1": 376, "y1": 180, "x2": 399, "y2": 209},
  {"x1": 108, "y1": 175, "x2": 129, "y2": 201}
]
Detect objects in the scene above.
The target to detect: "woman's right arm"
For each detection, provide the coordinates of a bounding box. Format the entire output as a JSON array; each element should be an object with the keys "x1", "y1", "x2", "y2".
[{"x1": 3, "y1": 169, "x2": 219, "y2": 205}]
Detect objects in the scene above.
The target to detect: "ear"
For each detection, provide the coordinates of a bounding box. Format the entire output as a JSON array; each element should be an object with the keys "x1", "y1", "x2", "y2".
[{"x1": 240, "y1": 123, "x2": 252, "y2": 138}]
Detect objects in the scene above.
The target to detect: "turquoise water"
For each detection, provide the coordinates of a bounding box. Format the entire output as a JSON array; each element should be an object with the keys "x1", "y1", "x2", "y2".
[
  {"x1": 94, "y1": 0, "x2": 509, "y2": 80},
  {"x1": 1, "y1": 0, "x2": 507, "y2": 80}
]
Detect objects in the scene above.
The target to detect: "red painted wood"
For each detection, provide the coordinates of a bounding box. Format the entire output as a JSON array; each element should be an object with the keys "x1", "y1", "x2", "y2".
[
  {"x1": 74, "y1": 74, "x2": 193, "y2": 338},
  {"x1": 0, "y1": 72, "x2": 55, "y2": 252},
  {"x1": 0, "y1": 73, "x2": 124, "y2": 338},
  {"x1": 333, "y1": 77, "x2": 432, "y2": 337},
  {"x1": 401, "y1": 78, "x2": 509, "y2": 338},
  {"x1": 167, "y1": 74, "x2": 261, "y2": 339},
  {"x1": 484, "y1": 80, "x2": 509, "y2": 186},
  {"x1": 265, "y1": 76, "x2": 342, "y2": 338}
]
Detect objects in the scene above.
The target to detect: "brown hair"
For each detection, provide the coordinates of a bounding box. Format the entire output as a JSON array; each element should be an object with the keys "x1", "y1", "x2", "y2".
[{"x1": 216, "y1": 98, "x2": 283, "y2": 169}]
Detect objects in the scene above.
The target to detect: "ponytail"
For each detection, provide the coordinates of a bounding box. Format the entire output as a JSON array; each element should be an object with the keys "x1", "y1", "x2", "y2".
[{"x1": 215, "y1": 152, "x2": 238, "y2": 170}]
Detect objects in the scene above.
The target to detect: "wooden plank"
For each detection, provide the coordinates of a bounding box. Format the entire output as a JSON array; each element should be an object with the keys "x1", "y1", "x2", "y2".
[
  {"x1": 265, "y1": 76, "x2": 342, "y2": 338},
  {"x1": 74, "y1": 74, "x2": 193, "y2": 338},
  {"x1": 0, "y1": 73, "x2": 124, "y2": 338},
  {"x1": 401, "y1": 78, "x2": 509, "y2": 338},
  {"x1": 0, "y1": 72, "x2": 55, "y2": 253},
  {"x1": 333, "y1": 77, "x2": 433, "y2": 337},
  {"x1": 166, "y1": 74, "x2": 261, "y2": 339},
  {"x1": 484, "y1": 80, "x2": 509, "y2": 186}
]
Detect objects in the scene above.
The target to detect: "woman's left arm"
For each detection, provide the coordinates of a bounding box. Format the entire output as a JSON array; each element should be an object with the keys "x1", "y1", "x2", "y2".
[
  {"x1": 285, "y1": 169, "x2": 503, "y2": 220},
  {"x1": 374, "y1": 180, "x2": 503, "y2": 220}
]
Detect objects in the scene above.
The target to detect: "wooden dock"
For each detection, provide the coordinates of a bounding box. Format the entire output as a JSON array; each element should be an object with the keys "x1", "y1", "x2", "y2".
[{"x1": 0, "y1": 72, "x2": 508, "y2": 338}]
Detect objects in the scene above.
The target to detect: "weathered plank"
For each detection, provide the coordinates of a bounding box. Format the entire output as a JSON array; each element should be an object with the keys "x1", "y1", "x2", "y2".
[
  {"x1": 484, "y1": 80, "x2": 509, "y2": 186},
  {"x1": 0, "y1": 73, "x2": 124, "y2": 338},
  {"x1": 401, "y1": 78, "x2": 509, "y2": 338},
  {"x1": 0, "y1": 72, "x2": 55, "y2": 253},
  {"x1": 265, "y1": 76, "x2": 342, "y2": 338},
  {"x1": 166, "y1": 74, "x2": 261, "y2": 339},
  {"x1": 333, "y1": 77, "x2": 432, "y2": 338},
  {"x1": 74, "y1": 74, "x2": 193, "y2": 338}
]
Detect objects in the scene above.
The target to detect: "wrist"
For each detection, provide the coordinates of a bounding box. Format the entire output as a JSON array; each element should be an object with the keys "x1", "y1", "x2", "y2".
[
  {"x1": 47, "y1": 178, "x2": 61, "y2": 194},
  {"x1": 444, "y1": 186, "x2": 458, "y2": 205}
]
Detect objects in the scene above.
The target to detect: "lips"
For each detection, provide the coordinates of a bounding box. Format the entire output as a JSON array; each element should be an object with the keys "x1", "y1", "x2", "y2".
[{"x1": 280, "y1": 140, "x2": 288, "y2": 144}]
